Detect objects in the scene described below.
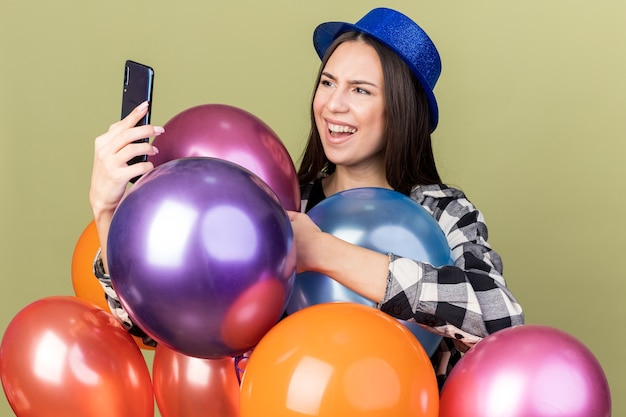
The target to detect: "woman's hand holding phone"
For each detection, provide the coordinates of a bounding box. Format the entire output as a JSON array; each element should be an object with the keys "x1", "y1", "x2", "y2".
[{"x1": 89, "y1": 101, "x2": 164, "y2": 270}]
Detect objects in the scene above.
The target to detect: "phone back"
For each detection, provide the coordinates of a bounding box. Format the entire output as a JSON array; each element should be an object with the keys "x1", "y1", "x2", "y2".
[{"x1": 122, "y1": 60, "x2": 154, "y2": 122}]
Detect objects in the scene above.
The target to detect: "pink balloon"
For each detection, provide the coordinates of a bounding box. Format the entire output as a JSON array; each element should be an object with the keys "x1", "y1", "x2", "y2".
[
  {"x1": 439, "y1": 324, "x2": 611, "y2": 417},
  {"x1": 0, "y1": 296, "x2": 153, "y2": 417},
  {"x1": 149, "y1": 103, "x2": 300, "y2": 211},
  {"x1": 153, "y1": 345, "x2": 240, "y2": 417}
]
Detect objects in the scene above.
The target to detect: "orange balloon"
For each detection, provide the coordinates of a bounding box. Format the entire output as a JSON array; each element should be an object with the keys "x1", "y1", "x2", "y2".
[
  {"x1": 153, "y1": 345, "x2": 240, "y2": 417},
  {"x1": 240, "y1": 303, "x2": 439, "y2": 417},
  {"x1": 0, "y1": 296, "x2": 153, "y2": 417},
  {"x1": 71, "y1": 221, "x2": 108, "y2": 310},
  {"x1": 71, "y1": 220, "x2": 153, "y2": 350}
]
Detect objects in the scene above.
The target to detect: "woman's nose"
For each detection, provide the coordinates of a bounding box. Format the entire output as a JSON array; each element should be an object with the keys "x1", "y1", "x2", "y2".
[{"x1": 326, "y1": 89, "x2": 349, "y2": 113}]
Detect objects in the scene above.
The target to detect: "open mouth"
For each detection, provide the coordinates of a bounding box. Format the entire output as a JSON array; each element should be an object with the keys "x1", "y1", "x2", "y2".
[{"x1": 328, "y1": 122, "x2": 356, "y2": 138}]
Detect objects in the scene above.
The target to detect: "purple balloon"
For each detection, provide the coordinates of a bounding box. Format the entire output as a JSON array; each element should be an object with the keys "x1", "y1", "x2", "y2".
[
  {"x1": 107, "y1": 157, "x2": 296, "y2": 358},
  {"x1": 149, "y1": 103, "x2": 300, "y2": 211},
  {"x1": 440, "y1": 324, "x2": 611, "y2": 417}
]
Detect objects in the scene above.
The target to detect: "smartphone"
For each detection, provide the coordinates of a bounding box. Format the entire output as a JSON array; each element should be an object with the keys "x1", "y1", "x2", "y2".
[{"x1": 121, "y1": 60, "x2": 154, "y2": 182}]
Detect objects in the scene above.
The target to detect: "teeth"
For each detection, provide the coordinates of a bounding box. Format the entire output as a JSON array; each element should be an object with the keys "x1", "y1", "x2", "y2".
[{"x1": 328, "y1": 123, "x2": 356, "y2": 134}]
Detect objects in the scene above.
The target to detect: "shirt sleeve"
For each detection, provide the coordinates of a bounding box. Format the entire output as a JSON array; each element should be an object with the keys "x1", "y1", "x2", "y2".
[
  {"x1": 93, "y1": 249, "x2": 157, "y2": 347},
  {"x1": 378, "y1": 185, "x2": 524, "y2": 346}
]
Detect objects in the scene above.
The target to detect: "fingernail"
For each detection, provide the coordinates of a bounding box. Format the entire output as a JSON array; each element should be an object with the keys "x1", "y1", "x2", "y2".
[
  {"x1": 138, "y1": 101, "x2": 149, "y2": 110},
  {"x1": 154, "y1": 126, "x2": 165, "y2": 134},
  {"x1": 152, "y1": 145, "x2": 159, "y2": 155}
]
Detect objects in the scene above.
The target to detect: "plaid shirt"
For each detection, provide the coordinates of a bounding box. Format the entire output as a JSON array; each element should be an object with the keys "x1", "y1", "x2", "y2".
[
  {"x1": 302, "y1": 181, "x2": 524, "y2": 387},
  {"x1": 95, "y1": 181, "x2": 524, "y2": 388}
]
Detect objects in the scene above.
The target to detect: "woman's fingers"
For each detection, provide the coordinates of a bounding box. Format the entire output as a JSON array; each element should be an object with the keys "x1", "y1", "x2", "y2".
[
  {"x1": 90, "y1": 108, "x2": 163, "y2": 212},
  {"x1": 115, "y1": 140, "x2": 159, "y2": 166},
  {"x1": 97, "y1": 124, "x2": 164, "y2": 157},
  {"x1": 107, "y1": 101, "x2": 150, "y2": 134},
  {"x1": 102, "y1": 100, "x2": 163, "y2": 153},
  {"x1": 120, "y1": 160, "x2": 155, "y2": 183}
]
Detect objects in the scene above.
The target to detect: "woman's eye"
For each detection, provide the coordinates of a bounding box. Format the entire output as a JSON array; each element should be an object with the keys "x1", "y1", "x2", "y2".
[
  {"x1": 355, "y1": 87, "x2": 370, "y2": 95},
  {"x1": 320, "y1": 79, "x2": 334, "y2": 87}
]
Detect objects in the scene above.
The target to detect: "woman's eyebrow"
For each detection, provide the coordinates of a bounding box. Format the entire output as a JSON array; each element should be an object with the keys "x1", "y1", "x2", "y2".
[{"x1": 321, "y1": 71, "x2": 379, "y2": 87}]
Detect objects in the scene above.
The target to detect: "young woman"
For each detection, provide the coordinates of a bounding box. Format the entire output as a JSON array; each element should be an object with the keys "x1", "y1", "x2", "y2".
[
  {"x1": 90, "y1": 7, "x2": 524, "y2": 387},
  {"x1": 287, "y1": 8, "x2": 524, "y2": 387}
]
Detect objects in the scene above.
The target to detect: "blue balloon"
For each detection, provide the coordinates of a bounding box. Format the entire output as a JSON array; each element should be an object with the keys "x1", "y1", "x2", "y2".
[{"x1": 286, "y1": 187, "x2": 453, "y2": 356}]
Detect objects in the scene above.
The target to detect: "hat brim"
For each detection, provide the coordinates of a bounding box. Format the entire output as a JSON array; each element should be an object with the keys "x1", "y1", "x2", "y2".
[{"x1": 313, "y1": 21, "x2": 439, "y2": 131}]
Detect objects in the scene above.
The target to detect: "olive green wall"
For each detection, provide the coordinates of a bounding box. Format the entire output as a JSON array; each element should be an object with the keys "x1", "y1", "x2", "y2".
[{"x1": 1, "y1": 0, "x2": 624, "y2": 416}]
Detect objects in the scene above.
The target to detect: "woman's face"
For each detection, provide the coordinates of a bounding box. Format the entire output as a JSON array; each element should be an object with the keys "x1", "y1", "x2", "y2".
[{"x1": 313, "y1": 40, "x2": 386, "y2": 173}]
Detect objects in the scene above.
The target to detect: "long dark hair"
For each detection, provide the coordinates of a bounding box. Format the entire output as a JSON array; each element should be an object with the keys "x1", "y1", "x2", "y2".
[{"x1": 297, "y1": 31, "x2": 441, "y2": 195}]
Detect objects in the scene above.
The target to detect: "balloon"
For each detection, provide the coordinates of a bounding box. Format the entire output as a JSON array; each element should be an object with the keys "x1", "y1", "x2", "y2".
[
  {"x1": 153, "y1": 345, "x2": 240, "y2": 417},
  {"x1": 286, "y1": 187, "x2": 452, "y2": 356},
  {"x1": 149, "y1": 103, "x2": 300, "y2": 211},
  {"x1": 240, "y1": 303, "x2": 439, "y2": 417},
  {"x1": 108, "y1": 157, "x2": 295, "y2": 358},
  {"x1": 70, "y1": 220, "x2": 154, "y2": 350},
  {"x1": 0, "y1": 296, "x2": 153, "y2": 417},
  {"x1": 71, "y1": 220, "x2": 108, "y2": 311},
  {"x1": 439, "y1": 324, "x2": 611, "y2": 417}
]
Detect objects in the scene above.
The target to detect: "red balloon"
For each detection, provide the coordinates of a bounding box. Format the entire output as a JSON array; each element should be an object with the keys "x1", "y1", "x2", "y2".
[
  {"x1": 439, "y1": 324, "x2": 611, "y2": 417},
  {"x1": 220, "y1": 277, "x2": 288, "y2": 351},
  {"x1": 240, "y1": 303, "x2": 439, "y2": 417},
  {"x1": 70, "y1": 220, "x2": 154, "y2": 350},
  {"x1": 149, "y1": 103, "x2": 300, "y2": 211},
  {"x1": 153, "y1": 345, "x2": 240, "y2": 417},
  {"x1": 0, "y1": 296, "x2": 153, "y2": 417}
]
